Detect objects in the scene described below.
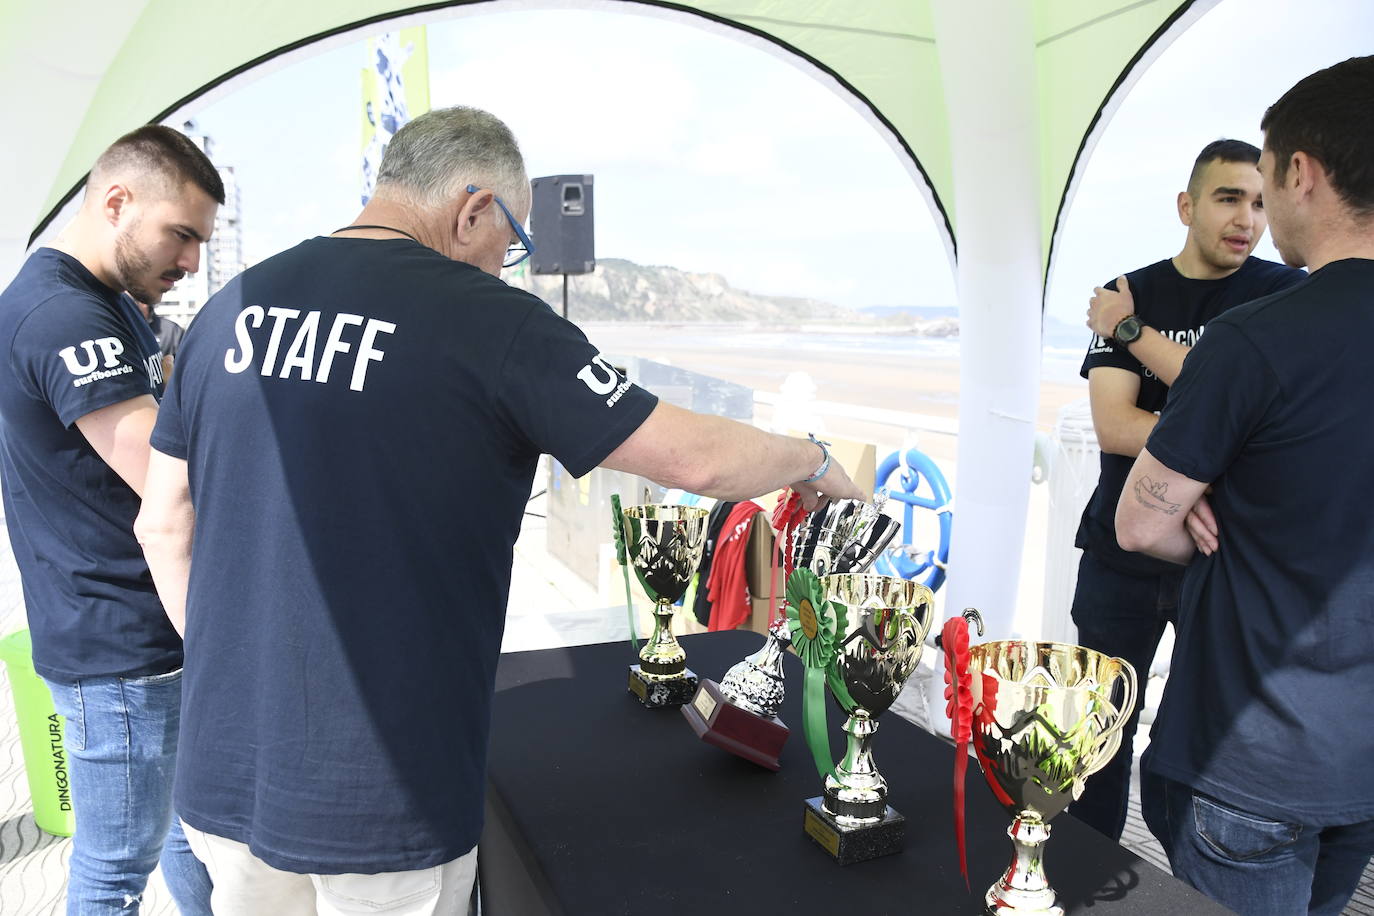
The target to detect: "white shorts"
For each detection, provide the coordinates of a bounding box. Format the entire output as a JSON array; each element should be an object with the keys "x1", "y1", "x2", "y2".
[{"x1": 181, "y1": 820, "x2": 477, "y2": 915}]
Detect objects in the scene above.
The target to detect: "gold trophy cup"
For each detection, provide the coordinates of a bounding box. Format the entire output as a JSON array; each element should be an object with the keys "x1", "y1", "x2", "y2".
[
  {"x1": 800, "y1": 572, "x2": 935, "y2": 864},
  {"x1": 969, "y1": 641, "x2": 1136, "y2": 916},
  {"x1": 621, "y1": 504, "x2": 710, "y2": 708}
]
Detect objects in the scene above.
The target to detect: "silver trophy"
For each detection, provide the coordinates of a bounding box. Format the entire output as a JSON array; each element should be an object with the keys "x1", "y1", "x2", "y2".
[
  {"x1": 791, "y1": 495, "x2": 902, "y2": 579},
  {"x1": 717, "y1": 618, "x2": 791, "y2": 718},
  {"x1": 684, "y1": 498, "x2": 900, "y2": 769}
]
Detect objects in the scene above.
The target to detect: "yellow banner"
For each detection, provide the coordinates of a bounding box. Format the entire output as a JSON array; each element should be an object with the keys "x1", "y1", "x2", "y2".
[{"x1": 360, "y1": 26, "x2": 430, "y2": 204}]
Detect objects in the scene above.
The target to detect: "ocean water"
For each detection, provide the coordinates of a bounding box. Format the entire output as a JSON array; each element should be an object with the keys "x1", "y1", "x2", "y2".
[
  {"x1": 1043, "y1": 344, "x2": 1092, "y2": 385},
  {"x1": 585, "y1": 322, "x2": 1091, "y2": 386}
]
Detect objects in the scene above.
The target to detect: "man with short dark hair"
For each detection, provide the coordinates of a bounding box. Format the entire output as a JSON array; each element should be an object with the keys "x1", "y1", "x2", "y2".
[
  {"x1": 1068, "y1": 138, "x2": 1305, "y2": 840},
  {"x1": 135, "y1": 105, "x2": 863, "y2": 914},
  {"x1": 1117, "y1": 55, "x2": 1374, "y2": 915},
  {"x1": 0, "y1": 125, "x2": 221, "y2": 914}
]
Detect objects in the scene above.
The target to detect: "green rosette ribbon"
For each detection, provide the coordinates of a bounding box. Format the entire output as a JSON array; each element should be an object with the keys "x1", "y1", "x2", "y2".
[
  {"x1": 823, "y1": 603, "x2": 858, "y2": 715},
  {"x1": 785, "y1": 568, "x2": 854, "y2": 781},
  {"x1": 610, "y1": 494, "x2": 639, "y2": 652}
]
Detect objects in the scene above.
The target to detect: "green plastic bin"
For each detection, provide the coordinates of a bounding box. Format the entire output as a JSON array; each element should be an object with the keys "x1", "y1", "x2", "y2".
[{"x1": 0, "y1": 629, "x2": 75, "y2": 836}]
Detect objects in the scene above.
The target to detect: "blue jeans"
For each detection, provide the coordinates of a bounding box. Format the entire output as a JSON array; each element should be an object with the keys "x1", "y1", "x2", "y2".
[
  {"x1": 45, "y1": 669, "x2": 212, "y2": 915},
  {"x1": 1067, "y1": 550, "x2": 1180, "y2": 840},
  {"x1": 1143, "y1": 770, "x2": 1374, "y2": 915}
]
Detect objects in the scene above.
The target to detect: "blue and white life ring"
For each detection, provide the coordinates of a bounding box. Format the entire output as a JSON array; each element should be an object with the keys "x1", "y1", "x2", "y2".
[{"x1": 872, "y1": 448, "x2": 953, "y2": 592}]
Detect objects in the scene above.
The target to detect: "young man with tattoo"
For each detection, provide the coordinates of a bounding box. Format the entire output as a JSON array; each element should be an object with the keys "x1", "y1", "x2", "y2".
[
  {"x1": 1116, "y1": 56, "x2": 1374, "y2": 916},
  {"x1": 1068, "y1": 139, "x2": 1304, "y2": 840}
]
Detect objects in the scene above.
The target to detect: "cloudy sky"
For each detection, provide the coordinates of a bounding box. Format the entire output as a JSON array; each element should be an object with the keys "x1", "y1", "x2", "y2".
[{"x1": 187, "y1": 0, "x2": 1373, "y2": 334}]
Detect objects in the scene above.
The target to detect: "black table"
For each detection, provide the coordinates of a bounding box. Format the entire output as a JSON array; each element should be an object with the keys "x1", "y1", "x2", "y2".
[{"x1": 479, "y1": 631, "x2": 1230, "y2": 915}]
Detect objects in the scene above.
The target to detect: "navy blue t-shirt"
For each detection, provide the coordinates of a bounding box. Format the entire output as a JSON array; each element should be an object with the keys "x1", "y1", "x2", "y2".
[
  {"x1": 1144, "y1": 258, "x2": 1374, "y2": 824},
  {"x1": 154, "y1": 237, "x2": 657, "y2": 874},
  {"x1": 0, "y1": 248, "x2": 176, "y2": 682},
  {"x1": 1076, "y1": 257, "x2": 1304, "y2": 575}
]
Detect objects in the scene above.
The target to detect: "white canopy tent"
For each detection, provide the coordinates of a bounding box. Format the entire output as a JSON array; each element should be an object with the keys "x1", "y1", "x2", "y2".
[{"x1": 0, "y1": 0, "x2": 1222, "y2": 641}]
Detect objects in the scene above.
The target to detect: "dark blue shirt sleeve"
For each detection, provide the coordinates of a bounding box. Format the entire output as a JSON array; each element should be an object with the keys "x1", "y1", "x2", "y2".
[
  {"x1": 1145, "y1": 319, "x2": 1280, "y2": 482},
  {"x1": 10, "y1": 292, "x2": 156, "y2": 428},
  {"x1": 496, "y1": 303, "x2": 657, "y2": 477},
  {"x1": 149, "y1": 353, "x2": 187, "y2": 459}
]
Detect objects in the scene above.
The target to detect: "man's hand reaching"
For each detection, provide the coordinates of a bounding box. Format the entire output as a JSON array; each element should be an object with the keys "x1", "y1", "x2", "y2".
[{"x1": 791, "y1": 459, "x2": 864, "y2": 512}]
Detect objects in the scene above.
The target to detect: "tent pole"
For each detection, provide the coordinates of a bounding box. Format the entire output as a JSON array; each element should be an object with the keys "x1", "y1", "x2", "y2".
[{"x1": 927, "y1": 0, "x2": 1044, "y2": 729}]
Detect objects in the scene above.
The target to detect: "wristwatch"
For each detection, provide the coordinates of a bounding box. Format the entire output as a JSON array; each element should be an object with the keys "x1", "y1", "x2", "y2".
[{"x1": 1113, "y1": 315, "x2": 1144, "y2": 346}]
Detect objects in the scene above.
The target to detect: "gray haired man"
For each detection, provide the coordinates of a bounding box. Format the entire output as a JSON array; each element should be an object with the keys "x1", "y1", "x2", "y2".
[{"x1": 136, "y1": 106, "x2": 862, "y2": 914}]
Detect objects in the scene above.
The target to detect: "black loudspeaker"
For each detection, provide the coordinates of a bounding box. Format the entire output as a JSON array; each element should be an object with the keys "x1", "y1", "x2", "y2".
[{"x1": 530, "y1": 175, "x2": 595, "y2": 275}]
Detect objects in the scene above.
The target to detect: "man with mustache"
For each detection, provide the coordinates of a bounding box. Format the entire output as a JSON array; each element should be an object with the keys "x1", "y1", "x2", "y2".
[
  {"x1": 0, "y1": 125, "x2": 220, "y2": 914},
  {"x1": 1067, "y1": 139, "x2": 1305, "y2": 841}
]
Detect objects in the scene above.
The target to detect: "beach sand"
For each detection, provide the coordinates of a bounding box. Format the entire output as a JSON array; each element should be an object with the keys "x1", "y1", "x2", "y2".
[{"x1": 582, "y1": 322, "x2": 1090, "y2": 468}]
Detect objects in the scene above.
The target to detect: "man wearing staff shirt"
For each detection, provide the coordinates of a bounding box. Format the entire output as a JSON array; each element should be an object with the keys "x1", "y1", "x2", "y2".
[{"x1": 136, "y1": 105, "x2": 864, "y2": 915}]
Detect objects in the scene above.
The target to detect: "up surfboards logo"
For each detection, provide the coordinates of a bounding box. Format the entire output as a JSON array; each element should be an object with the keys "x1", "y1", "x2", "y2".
[
  {"x1": 577, "y1": 353, "x2": 632, "y2": 407},
  {"x1": 59, "y1": 337, "x2": 134, "y2": 388},
  {"x1": 577, "y1": 353, "x2": 619, "y2": 395},
  {"x1": 59, "y1": 337, "x2": 124, "y2": 375}
]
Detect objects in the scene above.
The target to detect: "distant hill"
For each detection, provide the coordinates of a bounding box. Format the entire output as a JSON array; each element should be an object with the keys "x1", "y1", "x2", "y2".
[{"x1": 506, "y1": 258, "x2": 856, "y2": 322}]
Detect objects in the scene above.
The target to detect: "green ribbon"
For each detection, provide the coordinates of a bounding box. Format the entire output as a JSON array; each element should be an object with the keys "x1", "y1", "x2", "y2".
[
  {"x1": 610, "y1": 494, "x2": 639, "y2": 652},
  {"x1": 786, "y1": 569, "x2": 846, "y2": 781},
  {"x1": 801, "y1": 666, "x2": 834, "y2": 781},
  {"x1": 824, "y1": 603, "x2": 857, "y2": 715}
]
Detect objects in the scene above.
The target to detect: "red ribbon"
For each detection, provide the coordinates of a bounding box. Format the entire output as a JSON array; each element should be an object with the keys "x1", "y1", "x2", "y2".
[
  {"x1": 942, "y1": 615, "x2": 973, "y2": 890},
  {"x1": 768, "y1": 491, "x2": 808, "y2": 625}
]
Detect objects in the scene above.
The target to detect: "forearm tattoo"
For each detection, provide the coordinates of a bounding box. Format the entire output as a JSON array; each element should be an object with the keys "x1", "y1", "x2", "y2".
[{"x1": 1133, "y1": 476, "x2": 1181, "y2": 515}]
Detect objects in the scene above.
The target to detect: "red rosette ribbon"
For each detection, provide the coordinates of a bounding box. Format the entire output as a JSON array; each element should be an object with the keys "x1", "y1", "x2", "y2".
[
  {"x1": 942, "y1": 614, "x2": 974, "y2": 890},
  {"x1": 767, "y1": 490, "x2": 808, "y2": 625}
]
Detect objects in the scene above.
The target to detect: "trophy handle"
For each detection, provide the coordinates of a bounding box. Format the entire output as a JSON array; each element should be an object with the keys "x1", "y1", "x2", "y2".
[{"x1": 1083, "y1": 657, "x2": 1137, "y2": 778}]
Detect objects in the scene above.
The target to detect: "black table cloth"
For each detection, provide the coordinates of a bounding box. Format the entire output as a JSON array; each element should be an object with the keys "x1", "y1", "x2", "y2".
[{"x1": 479, "y1": 630, "x2": 1231, "y2": 915}]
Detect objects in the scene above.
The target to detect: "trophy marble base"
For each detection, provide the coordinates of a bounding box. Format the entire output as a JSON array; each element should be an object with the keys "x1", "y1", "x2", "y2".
[
  {"x1": 680, "y1": 679, "x2": 788, "y2": 771},
  {"x1": 802, "y1": 796, "x2": 905, "y2": 866},
  {"x1": 628, "y1": 666, "x2": 698, "y2": 708}
]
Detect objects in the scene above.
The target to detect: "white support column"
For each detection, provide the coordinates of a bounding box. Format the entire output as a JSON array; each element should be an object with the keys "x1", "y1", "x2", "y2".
[
  {"x1": 0, "y1": 242, "x2": 25, "y2": 292},
  {"x1": 929, "y1": 2, "x2": 1044, "y2": 641}
]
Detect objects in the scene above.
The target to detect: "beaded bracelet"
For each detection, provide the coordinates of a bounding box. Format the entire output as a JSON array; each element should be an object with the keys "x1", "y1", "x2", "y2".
[{"x1": 802, "y1": 433, "x2": 832, "y2": 483}]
